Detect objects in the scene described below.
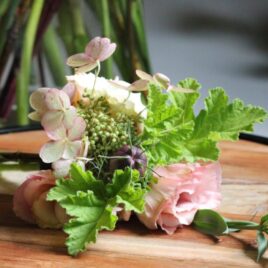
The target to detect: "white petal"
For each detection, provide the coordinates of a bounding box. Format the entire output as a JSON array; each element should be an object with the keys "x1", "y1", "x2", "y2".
[
  {"x1": 41, "y1": 110, "x2": 64, "y2": 131},
  {"x1": 62, "y1": 83, "x2": 76, "y2": 99},
  {"x1": 62, "y1": 141, "x2": 82, "y2": 160},
  {"x1": 67, "y1": 117, "x2": 86, "y2": 141},
  {"x1": 39, "y1": 140, "x2": 65, "y2": 163},
  {"x1": 28, "y1": 111, "x2": 41, "y2": 121},
  {"x1": 59, "y1": 90, "x2": 71, "y2": 108},
  {"x1": 63, "y1": 107, "x2": 77, "y2": 129},
  {"x1": 45, "y1": 89, "x2": 64, "y2": 110},
  {"x1": 45, "y1": 125, "x2": 67, "y2": 141},
  {"x1": 52, "y1": 159, "x2": 73, "y2": 178}
]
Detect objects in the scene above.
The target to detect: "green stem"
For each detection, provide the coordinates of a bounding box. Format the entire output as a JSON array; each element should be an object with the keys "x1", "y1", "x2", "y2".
[
  {"x1": 43, "y1": 25, "x2": 66, "y2": 86},
  {"x1": 69, "y1": 0, "x2": 88, "y2": 52},
  {"x1": 0, "y1": 0, "x2": 20, "y2": 56},
  {"x1": 16, "y1": 0, "x2": 45, "y2": 125},
  {"x1": 131, "y1": 0, "x2": 151, "y2": 72},
  {"x1": 226, "y1": 221, "x2": 260, "y2": 231},
  {"x1": 100, "y1": 0, "x2": 113, "y2": 78},
  {"x1": 57, "y1": 3, "x2": 74, "y2": 55}
]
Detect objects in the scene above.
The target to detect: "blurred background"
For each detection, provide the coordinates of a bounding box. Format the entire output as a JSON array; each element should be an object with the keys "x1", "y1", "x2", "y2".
[{"x1": 0, "y1": 0, "x2": 267, "y2": 136}]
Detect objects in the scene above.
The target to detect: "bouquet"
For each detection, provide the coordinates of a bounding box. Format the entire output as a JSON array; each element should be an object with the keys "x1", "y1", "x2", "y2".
[{"x1": 12, "y1": 37, "x2": 268, "y2": 260}]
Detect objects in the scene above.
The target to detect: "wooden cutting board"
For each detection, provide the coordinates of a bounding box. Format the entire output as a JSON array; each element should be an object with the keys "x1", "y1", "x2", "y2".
[{"x1": 0, "y1": 131, "x2": 268, "y2": 267}]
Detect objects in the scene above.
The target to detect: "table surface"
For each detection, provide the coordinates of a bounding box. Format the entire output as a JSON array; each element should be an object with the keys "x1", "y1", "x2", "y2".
[{"x1": 0, "y1": 131, "x2": 268, "y2": 268}]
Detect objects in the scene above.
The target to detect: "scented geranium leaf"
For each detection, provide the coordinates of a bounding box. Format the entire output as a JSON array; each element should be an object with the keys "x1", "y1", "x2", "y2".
[
  {"x1": 106, "y1": 168, "x2": 146, "y2": 213},
  {"x1": 47, "y1": 164, "x2": 105, "y2": 202},
  {"x1": 169, "y1": 90, "x2": 199, "y2": 122},
  {"x1": 60, "y1": 191, "x2": 117, "y2": 256},
  {"x1": 178, "y1": 77, "x2": 201, "y2": 91},
  {"x1": 257, "y1": 231, "x2": 268, "y2": 262},
  {"x1": 193, "y1": 88, "x2": 268, "y2": 141}
]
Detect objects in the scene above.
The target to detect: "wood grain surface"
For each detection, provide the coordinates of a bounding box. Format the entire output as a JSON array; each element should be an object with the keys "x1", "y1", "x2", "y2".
[{"x1": 0, "y1": 131, "x2": 268, "y2": 267}]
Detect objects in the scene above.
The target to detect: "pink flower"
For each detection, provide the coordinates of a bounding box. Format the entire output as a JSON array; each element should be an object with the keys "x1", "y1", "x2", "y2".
[
  {"x1": 29, "y1": 88, "x2": 77, "y2": 131},
  {"x1": 41, "y1": 88, "x2": 77, "y2": 131},
  {"x1": 13, "y1": 170, "x2": 68, "y2": 229},
  {"x1": 137, "y1": 162, "x2": 222, "y2": 234},
  {"x1": 66, "y1": 37, "x2": 116, "y2": 73},
  {"x1": 110, "y1": 70, "x2": 193, "y2": 93},
  {"x1": 28, "y1": 88, "x2": 50, "y2": 121},
  {"x1": 40, "y1": 116, "x2": 86, "y2": 163}
]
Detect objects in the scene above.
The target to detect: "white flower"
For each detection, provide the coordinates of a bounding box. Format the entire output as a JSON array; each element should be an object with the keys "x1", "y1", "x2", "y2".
[{"x1": 66, "y1": 73, "x2": 146, "y2": 118}]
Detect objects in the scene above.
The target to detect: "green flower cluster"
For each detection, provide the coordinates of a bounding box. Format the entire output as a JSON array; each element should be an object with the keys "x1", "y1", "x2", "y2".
[{"x1": 78, "y1": 97, "x2": 136, "y2": 157}]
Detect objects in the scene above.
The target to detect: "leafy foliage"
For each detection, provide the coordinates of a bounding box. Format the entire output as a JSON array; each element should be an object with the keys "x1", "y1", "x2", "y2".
[
  {"x1": 47, "y1": 164, "x2": 146, "y2": 256},
  {"x1": 141, "y1": 81, "x2": 268, "y2": 166}
]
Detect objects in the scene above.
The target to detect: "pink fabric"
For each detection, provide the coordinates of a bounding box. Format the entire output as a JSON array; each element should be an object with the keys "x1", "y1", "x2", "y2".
[{"x1": 138, "y1": 162, "x2": 222, "y2": 234}]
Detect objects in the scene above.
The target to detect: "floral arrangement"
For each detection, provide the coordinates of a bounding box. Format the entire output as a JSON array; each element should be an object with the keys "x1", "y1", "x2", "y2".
[{"x1": 13, "y1": 37, "x2": 268, "y2": 260}]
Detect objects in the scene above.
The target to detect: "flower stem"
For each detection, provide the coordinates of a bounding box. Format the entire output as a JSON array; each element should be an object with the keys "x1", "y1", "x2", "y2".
[
  {"x1": 16, "y1": 0, "x2": 45, "y2": 125},
  {"x1": 43, "y1": 25, "x2": 66, "y2": 86},
  {"x1": 100, "y1": 0, "x2": 113, "y2": 79}
]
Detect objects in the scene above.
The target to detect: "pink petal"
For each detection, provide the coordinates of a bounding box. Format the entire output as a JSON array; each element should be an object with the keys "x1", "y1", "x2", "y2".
[
  {"x1": 157, "y1": 212, "x2": 180, "y2": 234},
  {"x1": 63, "y1": 107, "x2": 77, "y2": 129},
  {"x1": 59, "y1": 90, "x2": 71, "y2": 108},
  {"x1": 86, "y1": 37, "x2": 116, "y2": 61},
  {"x1": 75, "y1": 62, "x2": 98, "y2": 73},
  {"x1": 23, "y1": 173, "x2": 55, "y2": 206},
  {"x1": 62, "y1": 83, "x2": 76, "y2": 100},
  {"x1": 137, "y1": 189, "x2": 168, "y2": 230},
  {"x1": 66, "y1": 53, "x2": 93, "y2": 67},
  {"x1": 98, "y1": 43, "x2": 116, "y2": 61},
  {"x1": 41, "y1": 110, "x2": 64, "y2": 131},
  {"x1": 13, "y1": 178, "x2": 35, "y2": 223},
  {"x1": 13, "y1": 171, "x2": 55, "y2": 224},
  {"x1": 32, "y1": 191, "x2": 62, "y2": 229},
  {"x1": 62, "y1": 140, "x2": 82, "y2": 160},
  {"x1": 67, "y1": 116, "x2": 86, "y2": 141},
  {"x1": 45, "y1": 125, "x2": 66, "y2": 140},
  {"x1": 153, "y1": 73, "x2": 170, "y2": 89},
  {"x1": 136, "y1": 70, "x2": 153, "y2": 81},
  {"x1": 45, "y1": 89, "x2": 70, "y2": 110},
  {"x1": 39, "y1": 140, "x2": 65, "y2": 163},
  {"x1": 128, "y1": 80, "x2": 148, "y2": 92},
  {"x1": 54, "y1": 202, "x2": 69, "y2": 224},
  {"x1": 29, "y1": 88, "x2": 49, "y2": 112}
]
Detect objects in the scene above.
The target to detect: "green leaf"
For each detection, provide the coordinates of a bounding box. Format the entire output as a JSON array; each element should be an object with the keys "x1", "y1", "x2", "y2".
[
  {"x1": 178, "y1": 77, "x2": 201, "y2": 91},
  {"x1": 260, "y1": 214, "x2": 268, "y2": 226},
  {"x1": 193, "y1": 209, "x2": 228, "y2": 236},
  {"x1": 47, "y1": 164, "x2": 146, "y2": 255},
  {"x1": 47, "y1": 164, "x2": 106, "y2": 202},
  {"x1": 193, "y1": 88, "x2": 268, "y2": 141},
  {"x1": 141, "y1": 85, "x2": 268, "y2": 166},
  {"x1": 61, "y1": 192, "x2": 117, "y2": 256},
  {"x1": 106, "y1": 168, "x2": 146, "y2": 213},
  {"x1": 257, "y1": 231, "x2": 268, "y2": 262}
]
